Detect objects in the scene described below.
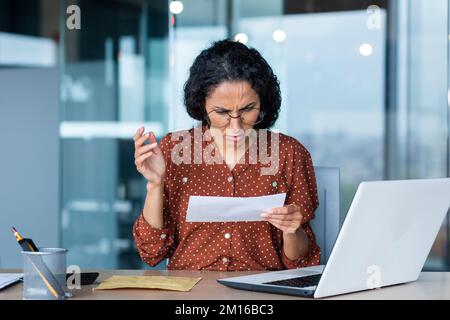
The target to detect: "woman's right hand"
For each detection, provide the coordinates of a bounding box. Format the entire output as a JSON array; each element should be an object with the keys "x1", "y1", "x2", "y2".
[{"x1": 133, "y1": 127, "x2": 166, "y2": 186}]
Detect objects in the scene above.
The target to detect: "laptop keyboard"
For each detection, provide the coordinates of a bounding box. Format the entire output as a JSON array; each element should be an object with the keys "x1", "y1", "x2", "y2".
[{"x1": 263, "y1": 274, "x2": 322, "y2": 288}]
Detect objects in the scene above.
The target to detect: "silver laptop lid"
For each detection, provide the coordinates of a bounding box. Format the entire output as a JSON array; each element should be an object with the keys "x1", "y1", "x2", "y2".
[{"x1": 315, "y1": 178, "x2": 450, "y2": 298}]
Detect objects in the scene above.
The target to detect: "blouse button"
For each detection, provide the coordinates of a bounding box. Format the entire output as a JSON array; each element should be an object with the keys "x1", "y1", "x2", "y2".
[
  {"x1": 272, "y1": 181, "x2": 278, "y2": 187},
  {"x1": 182, "y1": 177, "x2": 188, "y2": 183},
  {"x1": 227, "y1": 176, "x2": 233, "y2": 182},
  {"x1": 160, "y1": 233, "x2": 167, "y2": 240},
  {"x1": 224, "y1": 233, "x2": 231, "y2": 239},
  {"x1": 222, "y1": 257, "x2": 229, "y2": 264}
]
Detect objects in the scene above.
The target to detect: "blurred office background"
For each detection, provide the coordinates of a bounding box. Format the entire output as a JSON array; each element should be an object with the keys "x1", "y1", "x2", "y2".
[{"x1": 0, "y1": 0, "x2": 449, "y2": 270}]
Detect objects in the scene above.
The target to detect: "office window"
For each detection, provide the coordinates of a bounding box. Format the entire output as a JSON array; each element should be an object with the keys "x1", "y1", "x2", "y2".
[
  {"x1": 1, "y1": 0, "x2": 448, "y2": 272},
  {"x1": 0, "y1": 0, "x2": 442, "y2": 271},
  {"x1": 60, "y1": 0, "x2": 169, "y2": 269},
  {"x1": 387, "y1": 0, "x2": 449, "y2": 270}
]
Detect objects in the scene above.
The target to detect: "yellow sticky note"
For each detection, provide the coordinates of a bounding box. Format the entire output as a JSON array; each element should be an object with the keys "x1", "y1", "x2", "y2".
[{"x1": 95, "y1": 275, "x2": 202, "y2": 292}]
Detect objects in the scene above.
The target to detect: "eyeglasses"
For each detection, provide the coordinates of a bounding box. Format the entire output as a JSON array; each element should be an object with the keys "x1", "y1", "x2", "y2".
[{"x1": 206, "y1": 107, "x2": 264, "y2": 128}]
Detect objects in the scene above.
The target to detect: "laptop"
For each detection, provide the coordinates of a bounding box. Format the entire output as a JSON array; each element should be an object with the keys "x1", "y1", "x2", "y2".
[{"x1": 217, "y1": 178, "x2": 450, "y2": 298}]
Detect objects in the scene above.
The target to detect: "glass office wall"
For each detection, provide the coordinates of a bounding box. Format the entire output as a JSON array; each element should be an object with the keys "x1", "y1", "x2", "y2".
[
  {"x1": 2, "y1": 0, "x2": 448, "y2": 271},
  {"x1": 383, "y1": 0, "x2": 449, "y2": 270},
  {"x1": 56, "y1": 0, "x2": 450, "y2": 270},
  {"x1": 400, "y1": 0, "x2": 449, "y2": 269},
  {"x1": 59, "y1": 0, "x2": 169, "y2": 269}
]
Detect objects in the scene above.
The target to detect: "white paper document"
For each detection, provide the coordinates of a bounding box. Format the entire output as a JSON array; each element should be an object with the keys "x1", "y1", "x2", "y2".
[
  {"x1": 0, "y1": 273, "x2": 22, "y2": 290},
  {"x1": 186, "y1": 193, "x2": 287, "y2": 222}
]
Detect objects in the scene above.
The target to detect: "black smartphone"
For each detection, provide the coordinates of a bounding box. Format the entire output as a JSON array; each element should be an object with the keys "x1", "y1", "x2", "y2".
[{"x1": 66, "y1": 272, "x2": 99, "y2": 286}]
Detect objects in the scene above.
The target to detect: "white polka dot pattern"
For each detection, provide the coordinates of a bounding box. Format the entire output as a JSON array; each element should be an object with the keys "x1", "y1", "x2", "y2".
[{"x1": 133, "y1": 125, "x2": 320, "y2": 271}]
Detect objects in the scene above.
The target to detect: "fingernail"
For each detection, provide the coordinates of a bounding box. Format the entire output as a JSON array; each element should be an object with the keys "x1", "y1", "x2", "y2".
[{"x1": 261, "y1": 213, "x2": 268, "y2": 218}]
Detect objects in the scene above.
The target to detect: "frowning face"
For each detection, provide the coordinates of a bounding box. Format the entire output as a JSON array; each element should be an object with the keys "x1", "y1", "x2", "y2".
[{"x1": 205, "y1": 81, "x2": 262, "y2": 145}]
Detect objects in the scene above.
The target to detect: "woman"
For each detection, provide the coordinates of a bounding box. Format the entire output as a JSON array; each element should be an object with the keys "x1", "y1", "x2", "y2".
[{"x1": 133, "y1": 39, "x2": 320, "y2": 271}]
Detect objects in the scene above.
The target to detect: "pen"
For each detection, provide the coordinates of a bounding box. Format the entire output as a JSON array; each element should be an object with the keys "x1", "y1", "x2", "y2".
[{"x1": 11, "y1": 226, "x2": 61, "y2": 299}]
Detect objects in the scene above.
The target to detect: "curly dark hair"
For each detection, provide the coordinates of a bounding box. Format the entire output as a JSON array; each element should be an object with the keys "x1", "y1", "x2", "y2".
[{"x1": 183, "y1": 39, "x2": 281, "y2": 129}]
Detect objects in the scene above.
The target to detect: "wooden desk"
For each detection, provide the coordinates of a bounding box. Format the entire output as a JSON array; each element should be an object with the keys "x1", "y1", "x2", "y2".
[{"x1": 1, "y1": 269, "x2": 450, "y2": 300}]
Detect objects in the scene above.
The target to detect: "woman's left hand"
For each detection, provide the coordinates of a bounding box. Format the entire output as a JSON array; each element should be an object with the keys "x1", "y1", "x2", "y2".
[{"x1": 261, "y1": 204, "x2": 303, "y2": 235}]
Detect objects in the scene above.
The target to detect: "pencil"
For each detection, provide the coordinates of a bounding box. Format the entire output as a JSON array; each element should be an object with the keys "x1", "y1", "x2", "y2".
[
  {"x1": 11, "y1": 226, "x2": 60, "y2": 299},
  {"x1": 12, "y1": 227, "x2": 38, "y2": 252}
]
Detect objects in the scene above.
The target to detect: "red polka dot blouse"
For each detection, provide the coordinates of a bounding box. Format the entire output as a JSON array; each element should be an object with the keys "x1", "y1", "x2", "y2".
[{"x1": 133, "y1": 125, "x2": 320, "y2": 271}]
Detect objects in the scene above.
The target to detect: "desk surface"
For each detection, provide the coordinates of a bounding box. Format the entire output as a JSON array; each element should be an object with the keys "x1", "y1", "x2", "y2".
[{"x1": 1, "y1": 269, "x2": 450, "y2": 300}]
